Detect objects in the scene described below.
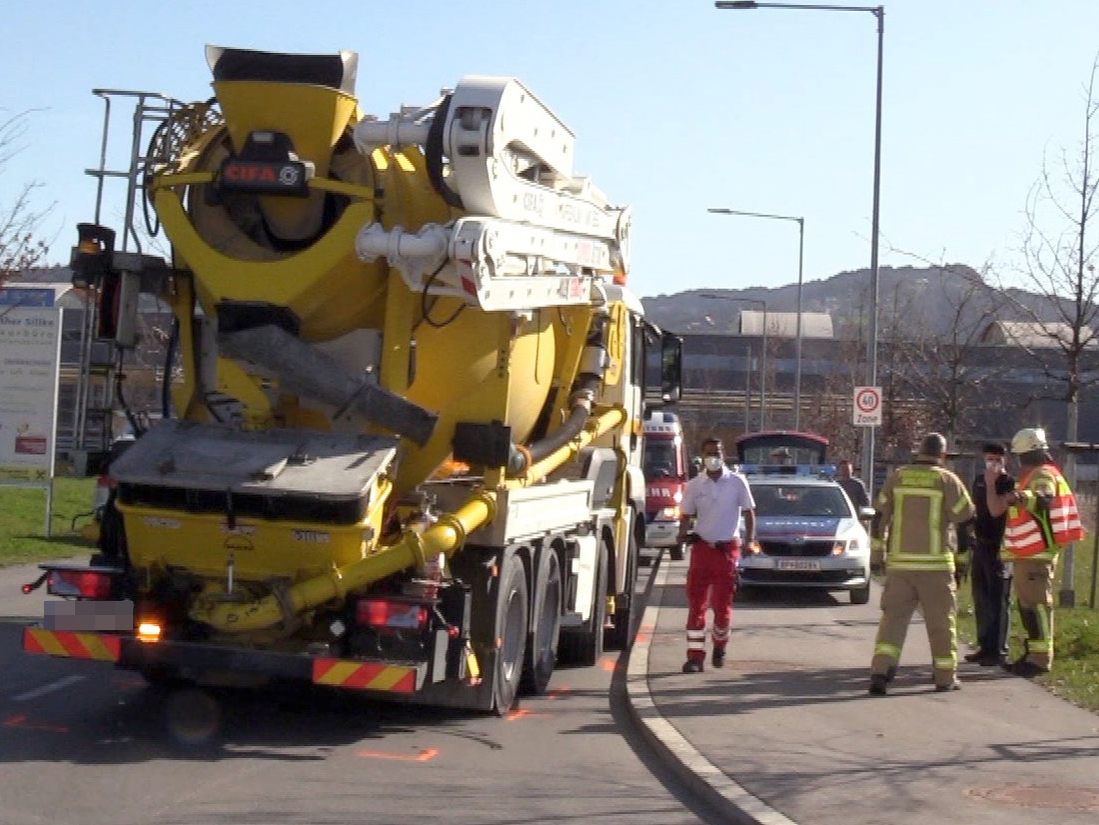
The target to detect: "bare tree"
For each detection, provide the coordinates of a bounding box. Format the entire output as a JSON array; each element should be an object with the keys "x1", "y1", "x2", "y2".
[
  {"x1": 1015, "y1": 55, "x2": 1099, "y2": 440},
  {"x1": 1006, "y1": 52, "x2": 1099, "y2": 604},
  {"x1": 889, "y1": 264, "x2": 1008, "y2": 443},
  {"x1": 0, "y1": 111, "x2": 51, "y2": 283}
]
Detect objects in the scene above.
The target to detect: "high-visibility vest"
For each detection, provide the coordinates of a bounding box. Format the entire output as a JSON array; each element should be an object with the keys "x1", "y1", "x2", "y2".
[
  {"x1": 874, "y1": 464, "x2": 974, "y2": 572},
  {"x1": 1002, "y1": 463, "x2": 1083, "y2": 560}
]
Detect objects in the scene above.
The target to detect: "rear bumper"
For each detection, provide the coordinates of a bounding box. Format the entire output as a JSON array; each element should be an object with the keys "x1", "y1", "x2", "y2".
[{"x1": 22, "y1": 626, "x2": 426, "y2": 694}]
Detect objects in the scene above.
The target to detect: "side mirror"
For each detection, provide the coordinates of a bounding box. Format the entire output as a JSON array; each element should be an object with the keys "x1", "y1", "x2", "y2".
[
  {"x1": 660, "y1": 332, "x2": 682, "y2": 403},
  {"x1": 858, "y1": 506, "x2": 876, "y2": 521}
]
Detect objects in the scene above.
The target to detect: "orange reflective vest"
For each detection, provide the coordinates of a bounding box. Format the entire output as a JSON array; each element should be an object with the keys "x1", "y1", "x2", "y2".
[{"x1": 1002, "y1": 463, "x2": 1083, "y2": 560}]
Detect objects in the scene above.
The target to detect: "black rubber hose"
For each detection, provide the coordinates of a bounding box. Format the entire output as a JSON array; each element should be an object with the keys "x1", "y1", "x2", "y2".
[
  {"x1": 526, "y1": 401, "x2": 591, "y2": 464},
  {"x1": 161, "y1": 316, "x2": 179, "y2": 419}
]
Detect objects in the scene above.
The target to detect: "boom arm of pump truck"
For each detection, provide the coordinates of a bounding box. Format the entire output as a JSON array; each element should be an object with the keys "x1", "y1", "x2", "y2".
[{"x1": 352, "y1": 76, "x2": 631, "y2": 313}]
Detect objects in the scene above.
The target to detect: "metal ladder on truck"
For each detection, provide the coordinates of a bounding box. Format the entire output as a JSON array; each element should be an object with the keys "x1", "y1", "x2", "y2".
[{"x1": 70, "y1": 90, "x2": 188, "y2": 475}]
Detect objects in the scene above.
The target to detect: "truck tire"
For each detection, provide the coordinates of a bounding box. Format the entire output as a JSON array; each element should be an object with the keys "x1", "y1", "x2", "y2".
[
  {"x1": 560, "y1": 544, "x2": 607, "y2": 667},
  {"x1": 521, "y1": 548, "x2": 562, "y2": 695},
  {"x1": 491, "y1": 553, "x2": 529, "y2": 715},
  {"x1": 606, "y1": 512, "x2": 640, "y2": 651}
]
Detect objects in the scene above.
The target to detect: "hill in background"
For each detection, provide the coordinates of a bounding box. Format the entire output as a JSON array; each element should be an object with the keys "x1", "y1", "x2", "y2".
[{"x1": 640, "y1": 263, "x2": 1063, "y2": 340}]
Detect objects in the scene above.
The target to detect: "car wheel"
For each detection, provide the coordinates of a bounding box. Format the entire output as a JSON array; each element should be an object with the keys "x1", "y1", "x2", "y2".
[{"x1": 850, "y1": 581, "x2": 871, "y2": 605}]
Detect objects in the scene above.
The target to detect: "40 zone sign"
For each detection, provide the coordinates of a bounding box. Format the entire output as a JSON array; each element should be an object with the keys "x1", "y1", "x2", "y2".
[{"x1": 853, "y1": 386, "x2": 882, "y2": 427}]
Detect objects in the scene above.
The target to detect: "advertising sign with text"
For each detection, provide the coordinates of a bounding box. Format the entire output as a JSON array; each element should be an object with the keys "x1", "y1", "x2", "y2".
[{"x1": 0, "y1": 306, "x2": 62, "y2": 482}]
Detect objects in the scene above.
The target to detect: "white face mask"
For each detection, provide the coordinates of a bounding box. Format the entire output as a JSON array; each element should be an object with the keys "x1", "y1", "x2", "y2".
[
  {"x1": 986, "y1": 459, "x2": 1003, "y2": 471},
  {"x1": 703, "y1": 456, "x2": 723, "y2": 472}
]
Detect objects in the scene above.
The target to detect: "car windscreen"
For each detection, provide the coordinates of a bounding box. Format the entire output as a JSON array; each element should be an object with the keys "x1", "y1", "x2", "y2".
[
  {"x1": 751, "y1": 484, "x2": 851, "y2": 518},
  {"x1": 643, "y1": 440, "x2": 679, "y2": 478}
]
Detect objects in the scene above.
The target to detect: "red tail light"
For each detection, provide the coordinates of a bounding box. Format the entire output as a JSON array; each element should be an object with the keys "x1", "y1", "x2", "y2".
[
  {"x1": 356, "y1": 599, "x2": 429, "y2": 630},
  {"x1": 48, "y1": 570, "x2": 114, "y2": 599}
]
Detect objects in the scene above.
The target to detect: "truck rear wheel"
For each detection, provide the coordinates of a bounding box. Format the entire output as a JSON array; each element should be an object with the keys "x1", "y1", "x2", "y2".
[
  {"x1": 521, "y1": 548, "x2": 562, "y2": 695},
  {"x1": 492, "y1": 553, "x2": 529, "y2": 715}
]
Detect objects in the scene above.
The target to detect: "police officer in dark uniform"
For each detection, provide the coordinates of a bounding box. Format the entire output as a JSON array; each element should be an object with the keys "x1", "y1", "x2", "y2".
[{"x1": 964, "y1": 442, "x2": 1014, "y2": 666}]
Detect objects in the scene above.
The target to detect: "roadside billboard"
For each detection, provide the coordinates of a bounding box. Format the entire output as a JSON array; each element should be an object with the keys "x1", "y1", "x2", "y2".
[{"x1": 0, "y1": 300, "x2": 63, "y2": 534}]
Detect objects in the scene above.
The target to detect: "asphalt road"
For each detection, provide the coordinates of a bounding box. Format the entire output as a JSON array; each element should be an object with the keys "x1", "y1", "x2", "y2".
[{"x1": 0, "y1": 552, "x2": 723, "y2": 825}]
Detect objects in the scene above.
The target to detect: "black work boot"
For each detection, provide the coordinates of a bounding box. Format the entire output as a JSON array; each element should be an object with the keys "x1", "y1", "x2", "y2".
[
  {"x1": 868, "y1": 674, "x2": 888, "y2": 696},
  {"x1": 711, "y1": 647, "x2": 726, "y2": 668},
  {"x1": 682, "y1": 659, "x2": 704, "y2": 674}
]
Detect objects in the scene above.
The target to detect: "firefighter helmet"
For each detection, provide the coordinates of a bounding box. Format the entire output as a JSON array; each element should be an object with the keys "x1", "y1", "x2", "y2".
[{"x1": 1010, "y1": 427, "x2": 1048, "y2": 454}]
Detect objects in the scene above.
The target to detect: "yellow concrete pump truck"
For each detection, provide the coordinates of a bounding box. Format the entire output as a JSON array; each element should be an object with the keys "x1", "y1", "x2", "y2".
[{"x1": 22, "y1": 47, "x2": 682, "y2": 713}]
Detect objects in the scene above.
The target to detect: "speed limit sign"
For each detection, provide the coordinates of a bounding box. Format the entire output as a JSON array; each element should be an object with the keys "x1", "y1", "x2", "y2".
[{"x1": 853, "y1": 386, "x2": 882, "y2": 426}]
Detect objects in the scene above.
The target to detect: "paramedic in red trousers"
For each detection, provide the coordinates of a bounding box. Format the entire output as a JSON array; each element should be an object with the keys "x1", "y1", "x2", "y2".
[
  {"x1": 985, "y1": 427, "x2": 1083, "y2": 677},
  {"x1": 676, "y1": 437, "x2": 757, "y2": 673}
]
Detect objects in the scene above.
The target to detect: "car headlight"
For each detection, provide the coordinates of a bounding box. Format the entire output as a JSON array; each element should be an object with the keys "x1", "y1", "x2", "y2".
[
  {"x1": 657, "y1": 506, "x2": 680, "y2": 520},
  {"x1": 832, "y1": 539, "x2": 854, "y2": 556}
]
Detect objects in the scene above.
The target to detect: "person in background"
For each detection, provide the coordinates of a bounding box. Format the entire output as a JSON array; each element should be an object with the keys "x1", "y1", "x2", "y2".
[
  {"x1": 868, "y1": 433, "x2": 975, "y2": 696},
  {"x1": 769, "y1": 447, "x2": 793, "y2": 466},
  {"x1": 963, "y1": 442, "x2": 1015, "y2": 667},
  {"x1": 986, "y1": 427, "x2": 1083, "y2": 678},
  {"x1": 677, "y1": 437, "x2": 757, "y2": 673},
  {"x1": 836, "y1": 459, "x2": 870, "y2": 511}
]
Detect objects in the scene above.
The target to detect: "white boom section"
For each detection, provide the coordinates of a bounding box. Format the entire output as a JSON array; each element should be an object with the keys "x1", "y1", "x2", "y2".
[{"x1": 353, "y1": 76, "x2": 631, "y2": 312}]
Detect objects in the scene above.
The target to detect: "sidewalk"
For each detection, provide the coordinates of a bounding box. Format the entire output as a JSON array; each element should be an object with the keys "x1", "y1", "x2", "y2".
[{"x1": 627, "y1": 554, "x2": 1099, "y2": 825}]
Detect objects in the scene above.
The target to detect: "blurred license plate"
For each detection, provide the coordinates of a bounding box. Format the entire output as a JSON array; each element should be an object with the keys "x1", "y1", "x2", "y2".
[{"x1": 777, "y1": 559, "x2": 821, "y2": 572}]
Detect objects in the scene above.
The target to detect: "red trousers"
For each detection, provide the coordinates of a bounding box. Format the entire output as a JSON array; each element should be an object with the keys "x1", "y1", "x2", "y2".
[{"x1": 685, "y1": 540, "x2": 739, "y2": 662}]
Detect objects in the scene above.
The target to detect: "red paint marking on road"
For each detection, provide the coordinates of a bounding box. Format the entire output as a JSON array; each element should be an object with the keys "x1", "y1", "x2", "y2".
[
  {"x1": 505, "y1": 708, "x2": 549, "y2": 721},
  {"x1": 356, "y1": 747, "x2": 439, "y2": 762},
  {"x1": 3, "y1": 713, "x2": 69, "y2": 734}
]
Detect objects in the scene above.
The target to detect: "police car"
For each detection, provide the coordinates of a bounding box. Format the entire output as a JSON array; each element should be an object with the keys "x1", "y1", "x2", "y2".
[{"x1": 733, "y1": 432, "x2": 873, "y2": 605}]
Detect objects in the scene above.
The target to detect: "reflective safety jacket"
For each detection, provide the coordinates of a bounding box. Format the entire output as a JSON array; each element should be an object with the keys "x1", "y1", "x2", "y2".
[
  {"x1": 870, "y1": 460, "x2": 975, "y2": 572},
  {"x1": 1002, "y1": 462, "x2": 1082, "y2": 561}
]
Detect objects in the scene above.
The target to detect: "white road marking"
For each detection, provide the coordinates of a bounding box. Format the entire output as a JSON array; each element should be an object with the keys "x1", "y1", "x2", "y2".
[{"x1": 13, "y1": 675, "x2": 86, "y2": 702}]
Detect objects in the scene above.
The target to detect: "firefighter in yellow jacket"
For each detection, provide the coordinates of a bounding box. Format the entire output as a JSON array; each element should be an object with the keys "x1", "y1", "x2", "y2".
[
  {"x1": 986, "y1": 427, "x2": 1083, "y2": 678},
  {"x1": 868, "y1": 433, "x2": 975, "y2": 696}
]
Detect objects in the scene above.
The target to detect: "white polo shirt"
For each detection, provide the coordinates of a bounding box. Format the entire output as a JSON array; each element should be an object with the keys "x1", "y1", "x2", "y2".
[{"x1": 681, "y1": 466, "x2": 755, "y2": 543}]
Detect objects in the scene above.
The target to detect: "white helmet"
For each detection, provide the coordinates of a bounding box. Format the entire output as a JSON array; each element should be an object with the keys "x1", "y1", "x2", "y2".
[{"x1": 1010, "y1": 427, "x2": 1048, "y2": 454}]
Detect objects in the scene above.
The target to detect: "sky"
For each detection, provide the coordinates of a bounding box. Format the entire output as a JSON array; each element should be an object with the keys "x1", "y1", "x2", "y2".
[{"x1": 3, "y1": 0, "x2": 1099, "y2": 300}]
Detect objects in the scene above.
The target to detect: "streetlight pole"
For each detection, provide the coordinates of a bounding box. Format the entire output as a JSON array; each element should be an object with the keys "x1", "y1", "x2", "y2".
[
  {"x1": 708, "y1": 208, "x2": 805, "y2": 429},
  {"x1": 701, "y1": 293, "x2": 768, "y2": 430},
  {"x1": 716, "y1": 0, "x2": 884, "y2": 490}
]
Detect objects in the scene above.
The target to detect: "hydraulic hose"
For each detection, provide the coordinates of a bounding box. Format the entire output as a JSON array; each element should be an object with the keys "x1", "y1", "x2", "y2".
[
  {"x1": 512, "y1": 308, "x2": 609, "y2": 474},
  {"x1": 523, "y1": 406, "x2": 626, "y2": 484},
  {"x1": 526, "y1": 397, "x2": 591, "y2": 465}
]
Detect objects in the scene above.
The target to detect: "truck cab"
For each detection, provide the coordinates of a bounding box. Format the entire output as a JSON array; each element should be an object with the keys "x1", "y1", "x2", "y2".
[{"x1": 642, "y1": 410, "x2": 689, "y2": 561}]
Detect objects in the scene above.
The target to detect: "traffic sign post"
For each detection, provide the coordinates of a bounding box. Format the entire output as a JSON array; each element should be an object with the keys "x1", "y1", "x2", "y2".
[{"x1": 853, "y1": 386, "x2": 882, "y2": 427}]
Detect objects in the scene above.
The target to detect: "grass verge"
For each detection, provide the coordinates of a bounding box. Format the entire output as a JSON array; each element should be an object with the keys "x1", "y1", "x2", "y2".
[
  {"x1": 957, "y1": 533, "x2": 1099, "y2": 714},
  {"x1": 0, "y1": 478, "x2": 97, "y2": 568}
]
